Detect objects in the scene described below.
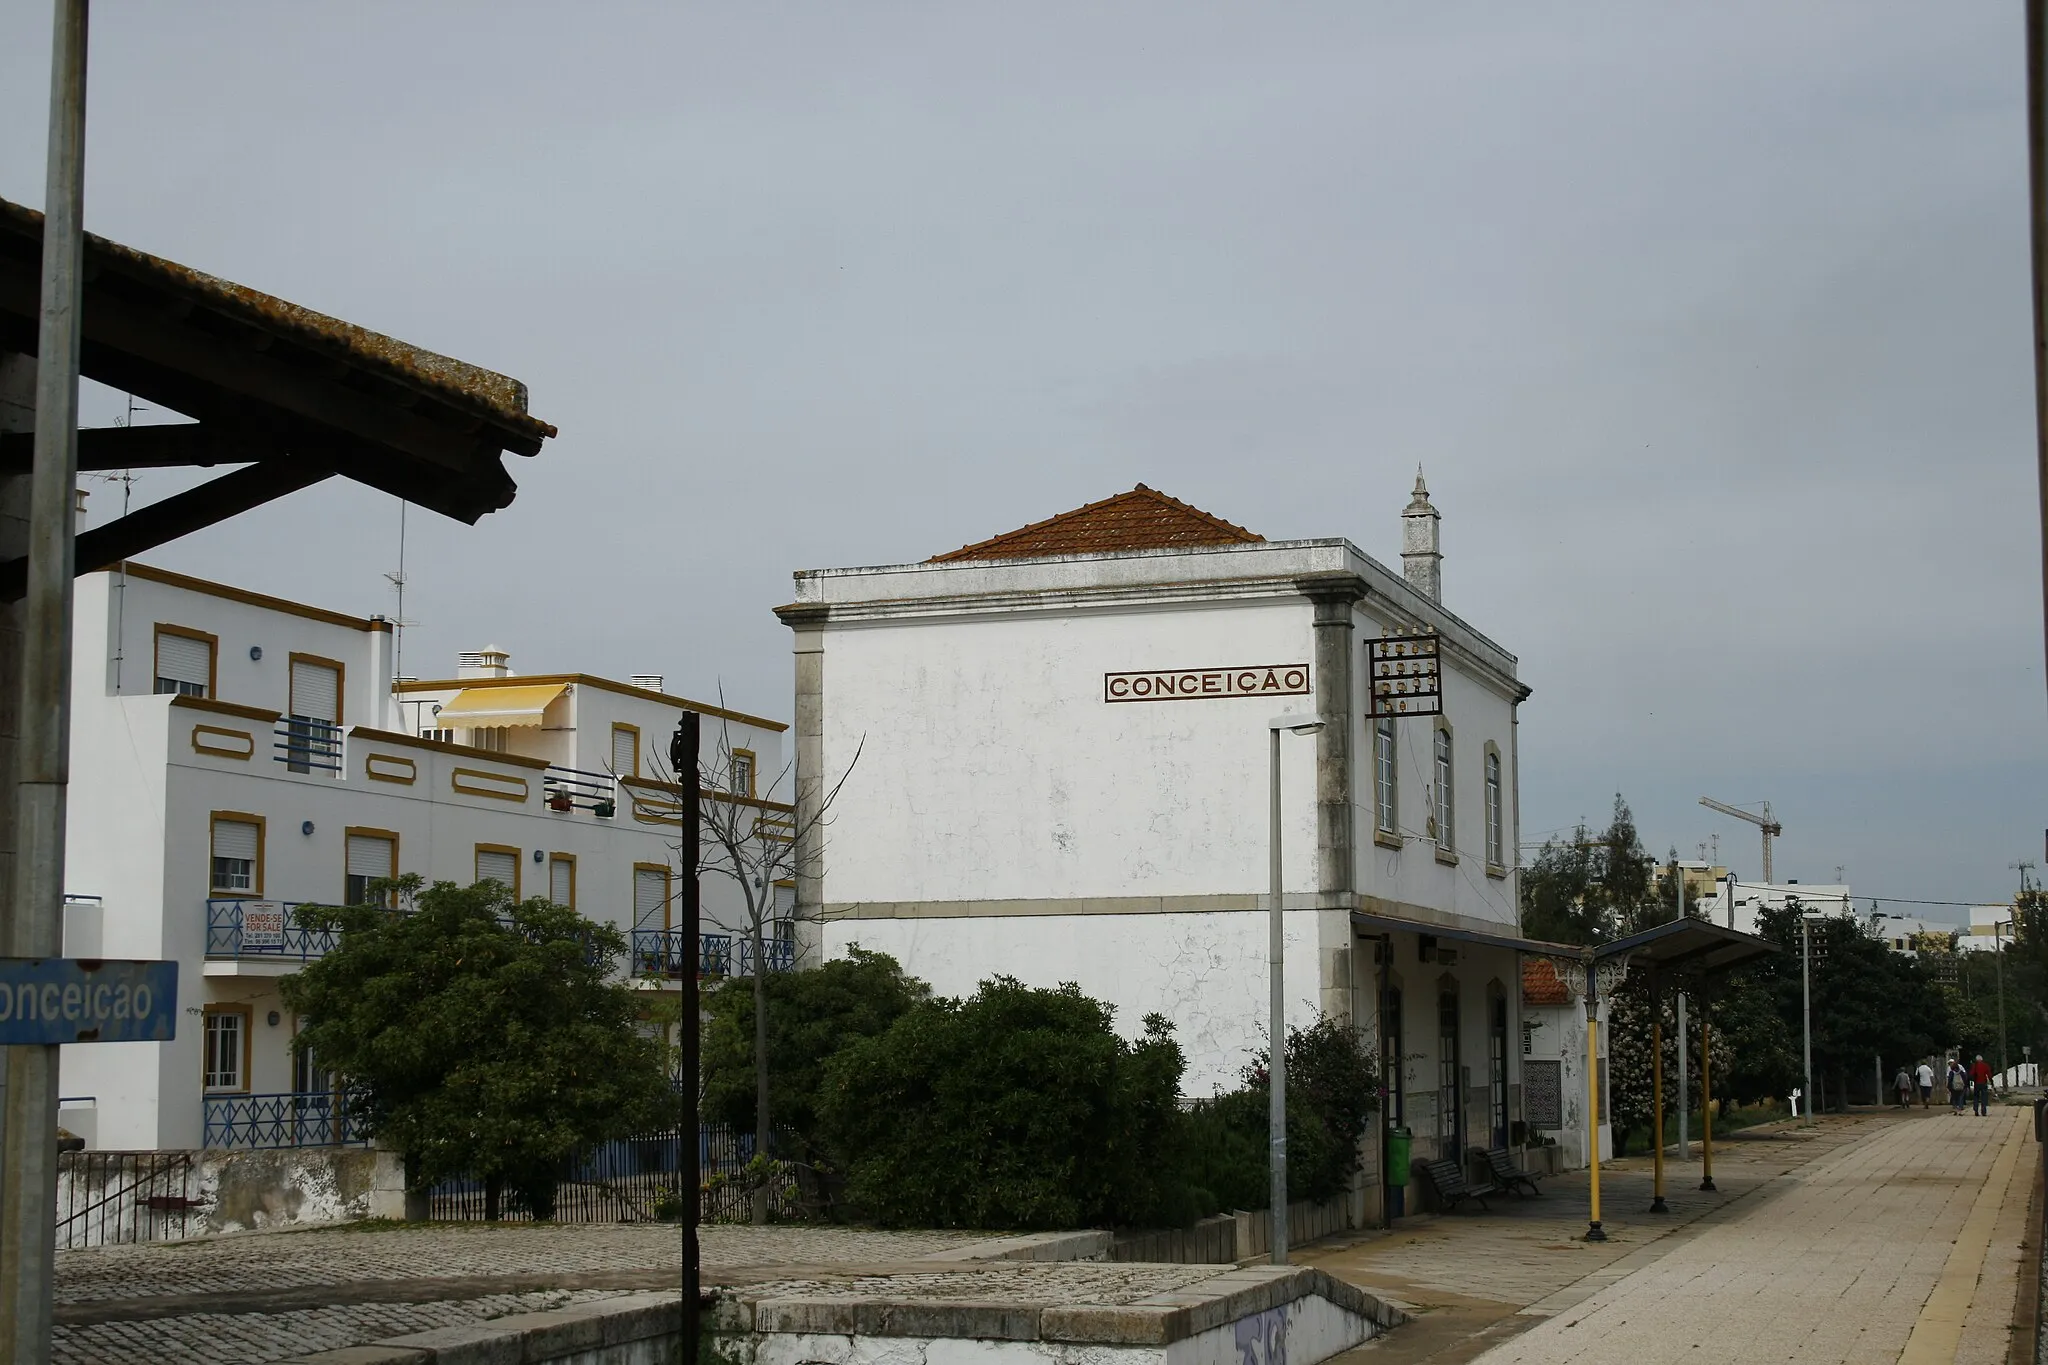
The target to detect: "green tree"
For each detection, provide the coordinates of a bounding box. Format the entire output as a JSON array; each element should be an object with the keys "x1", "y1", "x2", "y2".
[
  {"x1": 702, "y1": 946, "x2": 928, "y2": 1168},
  {"x1": 1743, "y1": 900, "x2": 1952, "y2": 1111},
  {"x1": 817, "y1": 977, "x2": 1188, "y2": 1229},
  {"x1": 281, "y1": 876, "x2": 673, "y2": 1219},
  {"x1": 1712, "y1": 971, "x2": 1799, "y2": 1106},
  {"x1": 1522, "y1": 796, "x2": 1661, "y2": 944},
  {"x1": 1185, "y1": 1015, "x2": 1381, "y2": 1207}
]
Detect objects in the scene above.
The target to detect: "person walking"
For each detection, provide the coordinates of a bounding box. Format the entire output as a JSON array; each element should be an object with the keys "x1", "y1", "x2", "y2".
[
  {"x1": 1971, "y1": 1054, "x2": 1993, "y2": 1115},
  {"x1": 1915, "y1": 1060, "x2": 1935, "y2": 1108},
  {"x1": 1949, "y1": 1058, "x2": 1970, "y2": 1114},
  {"x1": 1894, "y1": 1065, "x2": 1913, "y2": 1108}
]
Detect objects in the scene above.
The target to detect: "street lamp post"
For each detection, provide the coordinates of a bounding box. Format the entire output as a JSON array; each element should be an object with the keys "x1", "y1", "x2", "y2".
[
  {"x1": 1267, "y1": 713, "x2": 1324, "y2": 1266},
  {"x1": 1800, "y1": 913, "x2": 1819, "y2": 1125}
]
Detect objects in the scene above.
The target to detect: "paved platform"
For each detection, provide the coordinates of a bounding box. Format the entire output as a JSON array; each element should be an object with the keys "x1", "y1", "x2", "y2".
[{"x1": 1314, "y1": 1106, "x2": 2036, "y2": 1364}]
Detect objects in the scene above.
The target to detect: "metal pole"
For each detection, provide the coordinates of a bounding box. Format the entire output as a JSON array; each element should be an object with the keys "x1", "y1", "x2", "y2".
[
  {"x1": 1584, "y1": 954, "x2": 1604, "y2": 1241},
  {"x1": 672, "y1": 712, "x2": 701, "y2": 1362},
  {"x1": 2024, "y1": 0, "x2": 2048, "y2": 691},
  {"x1": 1677, "y1": 993, "x2": 1689, "y2": 1160},
  {"x1": 1699, "y1": 992, "x2": 1716, "y2": 1191},
  {"x1": 2, "y1": 4, "x2": 88, "y2": 1359},
  {"x1": 1997, "y1": 921, "x2": 2009, "y2": 1095},
  {"x1": 1801, "y1": 918, "x2": 1814, "y2": 1126},
  {"x1": 1268, "y1": 726, "x2": 1288, "y2": 1264}
]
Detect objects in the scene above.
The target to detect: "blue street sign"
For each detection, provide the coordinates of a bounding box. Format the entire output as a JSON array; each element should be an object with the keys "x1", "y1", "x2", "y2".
[{"x1": 0, "y1": 959, "x2": 178, "y2": 1045}]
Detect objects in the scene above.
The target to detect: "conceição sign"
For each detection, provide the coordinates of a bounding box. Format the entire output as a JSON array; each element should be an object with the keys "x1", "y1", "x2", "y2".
[
  {"x1": 1104, "y1": 664, "x2": 1311, "y2": 703},
  {"x1": 0, "y1": 958, "x2": 179, "y2": 1045}
]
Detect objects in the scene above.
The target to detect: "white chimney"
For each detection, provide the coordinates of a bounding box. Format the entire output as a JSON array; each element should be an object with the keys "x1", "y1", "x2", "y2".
[
  {"x1": 1400, "y1": 468, "x2": 1441, "y2": 602},
  {"x1": 457, "y1": 647, "x2": 512, "y2": 679},
  {"x1": 630, "y1": 674, "x2": 665, "y2": 693}
]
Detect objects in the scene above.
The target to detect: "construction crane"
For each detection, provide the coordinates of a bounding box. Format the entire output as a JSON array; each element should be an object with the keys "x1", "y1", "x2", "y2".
[{"x1": 1698, "y1": 797, "x2": 1782, "y2": 883}]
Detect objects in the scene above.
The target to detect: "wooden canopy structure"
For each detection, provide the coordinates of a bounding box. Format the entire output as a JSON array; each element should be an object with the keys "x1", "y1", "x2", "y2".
[{"x1": 0, "y1": 197, "x2": 556, "y2": 599}]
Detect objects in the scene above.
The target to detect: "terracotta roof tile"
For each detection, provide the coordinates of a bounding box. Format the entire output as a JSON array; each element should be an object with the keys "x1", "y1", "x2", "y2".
[
  {"x1": 930, "y1": 485, "x2": 1263, "y2": 563},
  {"x1": 1522, "y1": 957, "x2": 1574, "y2": 1007}
]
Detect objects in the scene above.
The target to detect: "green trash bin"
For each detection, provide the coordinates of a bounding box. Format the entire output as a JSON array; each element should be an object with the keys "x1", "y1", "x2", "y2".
[{"x1": 1386, "y1": 1126, "x2": 1412, "y2": 1188}]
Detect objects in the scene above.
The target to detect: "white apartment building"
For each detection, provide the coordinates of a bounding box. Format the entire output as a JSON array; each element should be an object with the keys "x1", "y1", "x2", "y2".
[
  {"x1": 779, "y1": 478, "x2": 1538, "y2": 1220},
  {"x1": 59, "y1": 563, "x2": 788, "y2": 1152},
  {"x1": 1697, "y1": 880, "x2": 1855, "y2": 936}
]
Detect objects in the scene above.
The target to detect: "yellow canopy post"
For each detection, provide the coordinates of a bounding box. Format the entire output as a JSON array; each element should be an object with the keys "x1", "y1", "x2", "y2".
[{"x1": 1584, "y1": 956, "x2": 1607, "y2": 1243}]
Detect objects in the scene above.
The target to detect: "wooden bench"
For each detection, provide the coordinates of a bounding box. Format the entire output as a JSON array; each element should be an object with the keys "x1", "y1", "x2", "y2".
[
  {"x1": 1474, "y1": 1146, "x2": 1544, "y2": 1198},
  {"x1": 1419, "y1": 1157, "x2": 1497, "y2": 1213}
]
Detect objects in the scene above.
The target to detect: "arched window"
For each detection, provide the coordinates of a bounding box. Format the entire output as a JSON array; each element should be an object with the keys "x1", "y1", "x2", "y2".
[
  {"x1": 1484, "y1": 748, "x2": 1504, "y2": 869},
  {"x1": 1374, "y1": 717, "x2": 1398, "y2": 839},
  {"x1": 1434, "y1": 724, "x2": 1454, "y2": 855}
]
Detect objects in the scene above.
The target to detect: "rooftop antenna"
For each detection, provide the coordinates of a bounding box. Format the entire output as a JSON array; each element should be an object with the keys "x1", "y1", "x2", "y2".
[
  {"x1": 383, "y1": 499, "x2": 418, "y2": 682},
  {"x1": 85, "y1": 393, "x2": 146, "y2": 688}
]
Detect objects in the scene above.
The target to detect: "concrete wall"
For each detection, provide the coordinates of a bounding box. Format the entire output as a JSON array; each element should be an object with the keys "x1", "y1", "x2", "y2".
[
  {"x1": 818, "y1": 597, "x2": 1323, "y2": 909},
  {"x1": 827, "y1": 908, "x2": 1329, "y2": 1093},
  {"x1": 55, "y1": 1144, "x2": 401, "y2": 1247}
]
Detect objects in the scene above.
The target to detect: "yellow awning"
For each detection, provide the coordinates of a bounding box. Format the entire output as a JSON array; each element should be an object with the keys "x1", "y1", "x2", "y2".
[{"x1": 434, "y1": 683, "x2": 568, "y2": 729}]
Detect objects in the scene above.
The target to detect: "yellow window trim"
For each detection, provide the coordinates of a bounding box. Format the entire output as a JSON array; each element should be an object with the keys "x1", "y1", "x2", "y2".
[
  {"x1": 473, "y1": 843, "x2": 522, "y2": 899},
  {"x1": 209, "y1": 810, "x2": 266, "y2": 898},
  {"x1": 155, "y1": 622, "x2": 219, "y2": 698}
]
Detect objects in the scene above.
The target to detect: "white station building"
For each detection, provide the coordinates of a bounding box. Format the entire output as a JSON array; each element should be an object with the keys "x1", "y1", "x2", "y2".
[
  {"x1": 779, "y1": 479, "x2": 1551, "y2": 1219},
  {"x1": 60, "y1": 562, "x2": 788, "y2": 1152}
]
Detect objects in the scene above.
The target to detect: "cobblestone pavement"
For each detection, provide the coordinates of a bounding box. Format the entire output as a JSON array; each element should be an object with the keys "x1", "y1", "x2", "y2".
[
  {"x1": 51, "y1": 1223, "x2": 1014, "y2": 1364},
  {"x1": 1315, "y1": 1106, "x2": 2035, "y2": 1365}
]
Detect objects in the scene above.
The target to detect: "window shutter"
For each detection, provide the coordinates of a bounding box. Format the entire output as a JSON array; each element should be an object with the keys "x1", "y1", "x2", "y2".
[
  {"x1": 611, "y1": 727, "x2": 637, "y2": 777},
  {"x1": 475, "y1": 848, "x2": 518, "y2": 890},
  {"x1": 634, "y1": 867, "x2": 669, "y2": 930},
  {"x1": 157, "y1": 632, "x2": 211, "y2": 691},
  {"x1": 213, "y1": 819, "x2": 259, "y2": 862},
  {"x1": 290, "y1": 660, "x2": 341, "y2": 723},
  {"x1": 550, "y1": 858, "x2": 574, "y2": 906},
  {"x1": 346, "y1": 833, "x2": 393, "y2": 880}
]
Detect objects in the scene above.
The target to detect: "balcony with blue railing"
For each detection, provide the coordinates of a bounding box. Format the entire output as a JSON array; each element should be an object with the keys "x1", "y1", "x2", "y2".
[
  {"x1": 210, "y1": 900, "x2": 612, "y2": 970},
  {"x1": 203, "y1": 1091, "x2": 367, "y2": 1149},
  {"x1": 629, "y1": 930, "x2": 794, "y2": 980},
  {"x1": 207, "y1": 900, "x2": 340, "y2": 963}
]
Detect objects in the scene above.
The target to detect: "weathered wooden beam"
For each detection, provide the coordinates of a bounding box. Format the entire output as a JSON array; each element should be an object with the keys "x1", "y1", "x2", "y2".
[
  {"x1": 0, "y1": 422, "x2": 286, "y2": 474},
  {"x1": 0, "y1": 458, "x2": 335, "y2": 601}
]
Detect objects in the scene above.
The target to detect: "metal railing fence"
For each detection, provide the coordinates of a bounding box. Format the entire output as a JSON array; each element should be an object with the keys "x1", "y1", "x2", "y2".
[
  {"x1": 55, "y1": 1152, "x2": 198, "y2": 1248},
  {"x1": 277, "y1": 717, "x2": 344, "y2": 776},
  {"x1": 203, "y1": 1091, "x2": 369, "y2": 1149},
  {"x1": 426, "y1": 1125, "x2": 799, "y2": 1223}
]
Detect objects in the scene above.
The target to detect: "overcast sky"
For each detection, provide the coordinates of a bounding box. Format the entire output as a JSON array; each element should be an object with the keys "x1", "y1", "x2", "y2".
[{"x1": 2, "y1": 3, "x2": 2041, "y2": 914}]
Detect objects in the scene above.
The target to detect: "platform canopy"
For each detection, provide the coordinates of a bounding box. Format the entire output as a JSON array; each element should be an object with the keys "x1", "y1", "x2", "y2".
[
  {"x1": 1349, "y1": 909, "x2": 1585, "y2": 959},
  {"x1": 1595, "y1": 916, "x2": 1779, "y2": 977},
  {"x1": 0, "y1": 197, "x2": 556, "y2": 600}
]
